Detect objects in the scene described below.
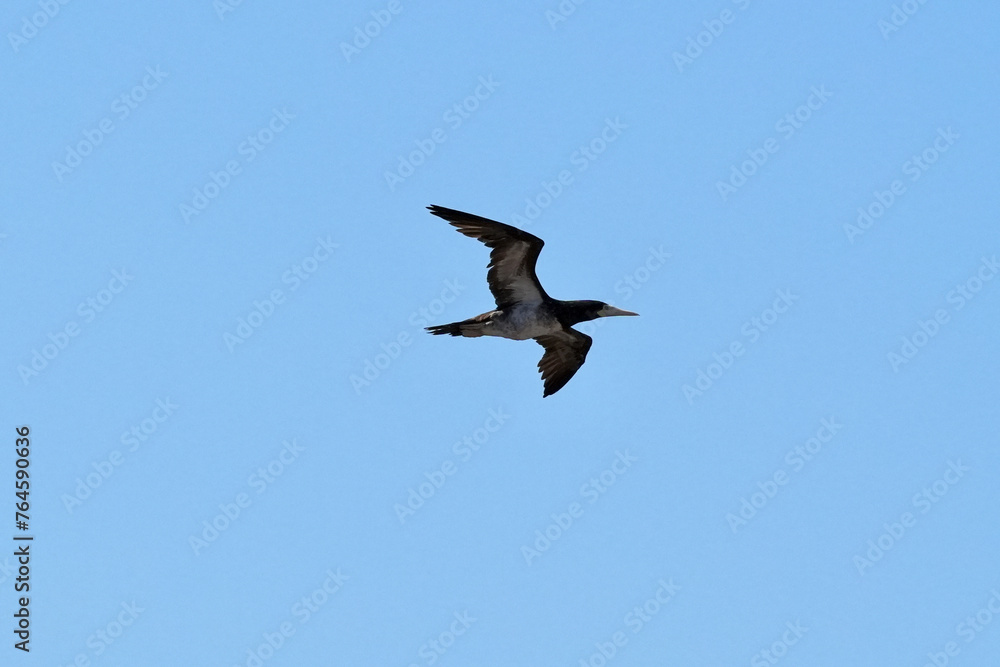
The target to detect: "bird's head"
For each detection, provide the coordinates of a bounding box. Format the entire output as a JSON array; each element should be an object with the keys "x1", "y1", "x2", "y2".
[{"x1": 568, "y1": 300, "x2": 639, "y2": 324}]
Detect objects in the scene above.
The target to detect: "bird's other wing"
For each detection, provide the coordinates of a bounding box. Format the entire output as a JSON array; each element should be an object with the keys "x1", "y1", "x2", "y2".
[
  {"x1": 534, "y1": 328, "x2": 593, "y2": 397},
  {"x1": 428, "y1": 205, "x2": 548, "y2": 308}
]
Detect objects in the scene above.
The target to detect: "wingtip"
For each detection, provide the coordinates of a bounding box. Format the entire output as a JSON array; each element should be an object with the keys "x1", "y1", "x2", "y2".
[{"x1": 427, "y1": 204, "x2": 454, "y2": 222}]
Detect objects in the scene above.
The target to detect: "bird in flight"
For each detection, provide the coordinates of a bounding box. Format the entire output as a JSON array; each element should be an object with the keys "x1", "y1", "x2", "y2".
[{"x1": 425, "y1": 205, "x2": 638, "y2": 397}]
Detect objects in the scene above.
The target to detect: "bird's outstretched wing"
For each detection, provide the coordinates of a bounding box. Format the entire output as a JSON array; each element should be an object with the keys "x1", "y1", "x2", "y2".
[
  {"x1": 534, "y1": 328, "x2": 593, "y2": 397},
  {"x1": 428, "y1": 205, "x2": 548, "y2": 308}
]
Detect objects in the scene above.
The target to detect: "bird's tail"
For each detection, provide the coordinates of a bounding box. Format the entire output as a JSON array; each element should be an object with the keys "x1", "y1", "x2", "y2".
[
  {"x1": 426, "y1": 321, "x2": 465, "y2": 336},
  {"x1": 426, "y1": 314, "x2": 490, "y2": 337}
]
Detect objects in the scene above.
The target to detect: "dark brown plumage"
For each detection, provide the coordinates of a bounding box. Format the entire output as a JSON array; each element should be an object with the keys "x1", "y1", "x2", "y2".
[{"x1": 425, "y1": 205, "x2": 637, "y2": 396}]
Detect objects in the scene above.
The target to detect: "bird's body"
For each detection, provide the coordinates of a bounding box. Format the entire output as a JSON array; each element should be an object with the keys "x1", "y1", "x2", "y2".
[
  {"x1": 434, "y1": 302, "x2": 560, "y2": 340},
  {"x1": 425, "y1": 205, "x2": 637, "y2": 396},
  {"x1": 491, "y1": 302, "x2": 559, "y2": 340}
]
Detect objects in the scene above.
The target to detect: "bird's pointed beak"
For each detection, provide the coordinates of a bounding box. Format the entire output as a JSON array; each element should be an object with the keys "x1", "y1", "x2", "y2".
[{"x1": 598, "y1": 305, "x2": 639, "y2": 317}]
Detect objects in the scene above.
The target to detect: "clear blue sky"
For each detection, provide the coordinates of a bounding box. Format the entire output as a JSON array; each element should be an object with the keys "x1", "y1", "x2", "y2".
[{"x1": 3, "y1": 1, "x2": 999, "y2": 665}]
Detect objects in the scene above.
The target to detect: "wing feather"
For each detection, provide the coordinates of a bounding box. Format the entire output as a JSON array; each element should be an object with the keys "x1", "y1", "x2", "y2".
[
  {"x1": 534, "y1": 328, "x2": 593, "y2": 397},
  {"x1": 428, "y1": 205, "x2": 548, "y2": 308}
]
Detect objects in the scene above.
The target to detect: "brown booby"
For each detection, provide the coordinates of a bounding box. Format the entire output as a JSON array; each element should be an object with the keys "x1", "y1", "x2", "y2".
[{"x1": 425, "y1": 205, "x2": 638, "y2": 397}]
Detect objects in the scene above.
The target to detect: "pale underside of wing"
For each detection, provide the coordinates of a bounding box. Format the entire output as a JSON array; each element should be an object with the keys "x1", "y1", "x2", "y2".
[{"x1": 534, "y1": 328, "x2": 593, "y2": 397}]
